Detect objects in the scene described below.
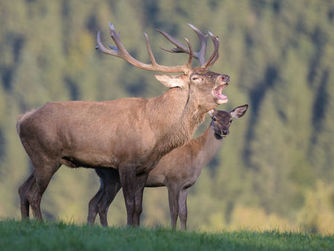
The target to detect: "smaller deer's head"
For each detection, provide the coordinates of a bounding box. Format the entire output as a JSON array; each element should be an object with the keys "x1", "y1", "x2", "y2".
[{"x1": 208, "y1": 104, "x2": 248, "y2": 139}]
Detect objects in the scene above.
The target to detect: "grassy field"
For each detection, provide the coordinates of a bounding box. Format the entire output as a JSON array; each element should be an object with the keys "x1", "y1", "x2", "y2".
[{"x1": 0, "y1": 220, "x2": 333, "y2": 250}]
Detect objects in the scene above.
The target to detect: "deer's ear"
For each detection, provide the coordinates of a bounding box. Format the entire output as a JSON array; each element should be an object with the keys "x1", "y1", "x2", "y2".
[
  {"x1": 207, "y1": 109, "x2": 215, "y2": 118},
  {"x1": 155, "y1": 74, "x2": 186, "y2": 88},
  {"x1": 230, "y1": 104, "x2": 248, "y2": 118}
]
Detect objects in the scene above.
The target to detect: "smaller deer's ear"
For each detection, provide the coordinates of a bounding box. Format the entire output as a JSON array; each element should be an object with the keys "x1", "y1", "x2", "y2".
[
  {"x1": 155, "y1": 74, "x2": 186, "y2": 88},
  {"x1": 230, "y1": 104, "x2": 248, "y2": 118},
  {"x1": 207, "y1": 109, "x2": 215, "y2": 118}
]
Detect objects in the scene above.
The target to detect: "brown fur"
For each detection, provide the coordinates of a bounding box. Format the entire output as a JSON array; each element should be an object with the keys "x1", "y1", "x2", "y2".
[
  {"x1": 87, "y1": 105, "x2": 248, "y2": 229},
  {"x1": 17, "y1": 68, "x2": 230, "y2": 226}
]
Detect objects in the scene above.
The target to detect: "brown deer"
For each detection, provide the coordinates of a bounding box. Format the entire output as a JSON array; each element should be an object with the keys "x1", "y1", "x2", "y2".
[
  {"x1": 16, "y1": 23, "x2": 230, "y2": 226},
  {"x1": 88, "y1": 105, "x2": 248, "y2": 229}
]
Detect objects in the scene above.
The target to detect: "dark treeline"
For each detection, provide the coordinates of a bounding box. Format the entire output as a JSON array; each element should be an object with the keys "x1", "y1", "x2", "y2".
[{"x1": 0, "y1": 0, "x2": 333, "y2": 233}]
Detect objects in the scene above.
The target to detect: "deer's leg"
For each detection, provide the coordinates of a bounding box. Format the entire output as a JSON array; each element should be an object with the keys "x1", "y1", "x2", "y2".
[
  {"x1": 88, "y1": 168, "x2": 108, "y2": 225},
  {"x1": 119, "y1": 166, "x2": 147, "y2": 226},
  {"x1": 98, "y1": 182, "x2": 121, "y2": 226},
  {"x1": 27, "y1": 161, "x2": 60, "y2": 220},
  {"x1": 178, "y1": 188, "x2": 189, "y2": 230},
  {"x1": 87, "y1": 187, "x2": 104, "y2": 225},
  {"x1": 18, "y1": 173, "x2": 35, "y2": 219},
  {"x1": 119, "y1": 166, "x2": 136, "y2": 226},
  {"x1": 97, "y1": 169, "x2": 121, "y2": 227},
  {"x1": 133, "y1": 173, "x2": 148, "y2": 226},
  {"x1": 168, "y1": 185, "x2": 180, "y2": 229}
]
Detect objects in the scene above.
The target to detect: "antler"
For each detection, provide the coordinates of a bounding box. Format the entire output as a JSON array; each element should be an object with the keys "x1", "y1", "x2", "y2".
[
  {"x1": 157, "y1": 24, "x2": 219, "y2": 69},
  {"x1": 202, "y1": 32, "x2": 219, "y2": 68},
  {"x1": 96, "y1": 22, "x2": 193, "y2": 74},
  {"x1": 157, "y1": 24, "x2": 208, "y2": 66}
]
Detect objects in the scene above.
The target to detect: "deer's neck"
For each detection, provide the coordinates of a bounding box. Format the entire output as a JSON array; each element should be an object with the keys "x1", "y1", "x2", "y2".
[
  {"x1": 148, "y1": 87, "x2": 206, "y2": 157},
  {"x1": 192, "y1": 126, "x2": 223, "y2": 172}
]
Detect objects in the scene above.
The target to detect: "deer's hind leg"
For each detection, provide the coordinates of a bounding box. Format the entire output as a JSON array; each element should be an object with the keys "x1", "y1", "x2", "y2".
[
  {"x1": 88, "y1": 168, "x2": 121, "y2": 226},
  {"x1": 97, "y1": 169, "x2": 121, "y2": 226},
  {"x1": 88, "y1": 186, "x2": 104, "y2": 225},
  {"x1": 19, "y1": 135, "x2": 62, "y2": 221},
  {"x1": 26, "y1": 159, "x2": 61, "y2": 220},
  {"x1": 18, "y1": 173, "x2": 35, "y2": 219}
]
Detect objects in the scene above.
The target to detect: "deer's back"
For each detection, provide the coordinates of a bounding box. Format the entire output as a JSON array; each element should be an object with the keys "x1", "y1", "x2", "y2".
[{"x1": 17, "y1": 99, "x2": 161, "y2": 168}]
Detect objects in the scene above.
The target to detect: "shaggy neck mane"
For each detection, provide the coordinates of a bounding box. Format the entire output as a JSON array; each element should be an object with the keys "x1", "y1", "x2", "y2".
[{"x1": 148, "y1": 85, "x2": 206, "y2": 157}]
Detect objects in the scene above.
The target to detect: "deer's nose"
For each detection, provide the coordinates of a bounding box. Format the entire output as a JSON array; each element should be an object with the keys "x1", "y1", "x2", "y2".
[{"x1": 222, "y1": 129, "x2": 229, "y2": 135}]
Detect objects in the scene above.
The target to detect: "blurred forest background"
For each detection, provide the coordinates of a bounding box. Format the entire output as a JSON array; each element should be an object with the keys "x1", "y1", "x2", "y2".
[{"x1": 0, "y1": 0, "x2": 334, "y2": 233}]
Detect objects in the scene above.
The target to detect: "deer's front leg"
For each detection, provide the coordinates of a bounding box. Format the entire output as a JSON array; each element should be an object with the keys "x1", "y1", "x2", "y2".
[
  {"x1": 119, "y1": 166, "x2": 147, "y2": 226},
  {"x1": 178, "y1": 188, "x2": 189, "y2": 230},
  {"x1": 133, "y1": 173, "x2": 148, "y2": 226},
  {"x1": 119, "y1": 167, "x2": 135, "y2": 226},
  {"x1": 168, "y1": 184, "x2": 180, "y2": 229}
]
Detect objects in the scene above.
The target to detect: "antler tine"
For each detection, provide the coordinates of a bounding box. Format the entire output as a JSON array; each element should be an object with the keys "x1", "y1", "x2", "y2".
[
  {"x1": 144, "y1": 32, "x2": 158, "y2": 66},
  {"x1": 156, "y1": 29, "x2": 190, "y2": 54},
  {"x1": 208, "y1": 32, "x2": 219, "y2": 67},
  {"x1": 96, "y1": 31, "x2": 118, "y2": 56},
  {"x1": 202, "y1": 32, "x2": 219, "y2": 69},
  {"x1": 184, "y1": 38, "x2": 193, "y2": 68},
  {"x1": 187, "y1": 24, "x2": 208, "y2": 66},
  {"x1": 157, "y1": 24, "x2": 208, "y2": 66},
  {"x1": 96, "y1": 22, "x2": 192, "y2": 73}
]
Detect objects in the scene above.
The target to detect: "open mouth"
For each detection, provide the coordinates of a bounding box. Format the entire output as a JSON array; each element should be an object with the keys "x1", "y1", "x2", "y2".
[{"x1": 213, "y1": 83, "x2": 228, "y2": 105}]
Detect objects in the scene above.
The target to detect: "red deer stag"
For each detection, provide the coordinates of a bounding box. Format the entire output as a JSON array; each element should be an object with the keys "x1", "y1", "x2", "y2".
[
  {"x1": 17, "y1": 23, "x2": 230, "y2": 226},
  {"x1": 88, "y1": 105, "x2": 248, "y2": 229}
]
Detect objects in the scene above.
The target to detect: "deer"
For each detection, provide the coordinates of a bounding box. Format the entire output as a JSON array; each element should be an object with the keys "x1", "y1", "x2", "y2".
[
  {"x1": 88, "y1": 105, "x2": 248, "y2": 229},
  {"x1": 16, "y1": 22, "x2": 230, "y2": 226}
]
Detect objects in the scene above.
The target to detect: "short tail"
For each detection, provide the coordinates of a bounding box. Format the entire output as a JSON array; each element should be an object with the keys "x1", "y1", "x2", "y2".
[
  {"x1": 16, "y1": 109, "x2": 37, "y2": 136},
  {"x1": 16, "y1": 114, "x2": 23, "y2": 135}
]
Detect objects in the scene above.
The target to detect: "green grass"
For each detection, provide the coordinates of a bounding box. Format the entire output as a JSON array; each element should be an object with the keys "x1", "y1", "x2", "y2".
[{"x1": 0, "y1": 220, "x2": 333, "y2": 250}]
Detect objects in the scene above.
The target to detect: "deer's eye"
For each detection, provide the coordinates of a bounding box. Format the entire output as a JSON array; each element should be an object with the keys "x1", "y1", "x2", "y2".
[
  {"x1": 212, "y1": 117, "x2": 216, "y2": 121},
  {"x1": 191, "y1": 75, "x2": 202, "y2": 82}
]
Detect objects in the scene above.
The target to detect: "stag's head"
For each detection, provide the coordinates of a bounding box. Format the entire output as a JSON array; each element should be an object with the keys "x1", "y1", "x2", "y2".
[
  {"x1": 208, "y1": 104, "x2": 248, "y2": 139},
  {"x1": 97, "y1": 23, "x2": 230, "y2": 111}
]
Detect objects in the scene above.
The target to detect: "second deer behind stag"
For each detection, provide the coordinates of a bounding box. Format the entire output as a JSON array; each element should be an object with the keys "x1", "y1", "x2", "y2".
[{"x1": 88, "y1": 105, "x2": 248, "y2": 229}]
